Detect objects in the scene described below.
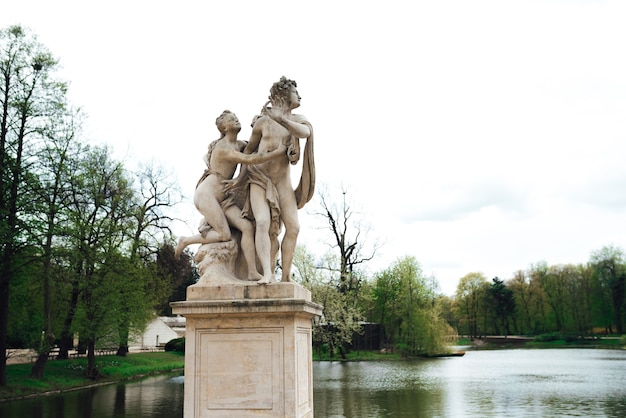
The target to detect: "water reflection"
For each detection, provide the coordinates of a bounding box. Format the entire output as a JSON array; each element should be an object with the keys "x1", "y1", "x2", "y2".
[
  {"x1": 1, "y1": 349, "x2": 625, "y2": 417},
  {"x1": 1, "y1": 373, "x2": 184, "y2": 418},
  {"x1": 313, "y1": 349, "x2": 626, "y2": 417}
]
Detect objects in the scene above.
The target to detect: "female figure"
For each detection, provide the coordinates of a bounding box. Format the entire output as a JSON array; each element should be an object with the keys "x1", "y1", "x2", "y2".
[{"x1": 175, "y1": 110, "x2": 287, "y2": 281}]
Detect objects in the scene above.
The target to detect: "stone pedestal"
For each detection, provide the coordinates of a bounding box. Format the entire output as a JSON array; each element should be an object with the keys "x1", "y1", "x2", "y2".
[{"x1": 171, "y1": 281, "x2": 322, "y2": 418}]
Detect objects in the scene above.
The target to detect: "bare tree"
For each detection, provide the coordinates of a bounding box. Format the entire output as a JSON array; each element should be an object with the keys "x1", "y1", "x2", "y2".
[{"x1": 314, "y1": 186, "x2": 380, "y2": 295}]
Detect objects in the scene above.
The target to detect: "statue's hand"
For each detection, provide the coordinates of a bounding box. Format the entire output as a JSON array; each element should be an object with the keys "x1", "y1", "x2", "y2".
[
  {"x1": 222, "y1": 178, "x2": 238, "y2": 192},
  {"x1": 287, "y1": 143, "x2": 299, "y2": 164}
]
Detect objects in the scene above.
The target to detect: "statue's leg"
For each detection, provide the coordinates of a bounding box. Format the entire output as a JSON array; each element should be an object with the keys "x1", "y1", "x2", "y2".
[
  {"x1": 277, "y1": 185, "x2": 300, "y2": 282},
  {"x1": 225, "y1": 207, "x2": 262, "y2": 281},
  {"x1": 249, "y1": 184, "x2": 274, "y2": 284}
]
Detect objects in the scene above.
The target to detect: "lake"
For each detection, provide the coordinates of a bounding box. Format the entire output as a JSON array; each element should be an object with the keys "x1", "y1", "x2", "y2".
[{"x1": 1, "y1": 348, "x2": 625, "y2": 417}]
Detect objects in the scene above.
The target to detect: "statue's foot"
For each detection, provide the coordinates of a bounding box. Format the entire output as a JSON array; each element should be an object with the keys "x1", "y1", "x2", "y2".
[
  {"x1": 281, "y1": 275, "x2": 292, "y2": 283},
  {"x1": 174, "y1": 237, "x2": 187, "y2": 258},
  {"x1": 257, "y1": 274, "x2": 274, "y2": 285}
]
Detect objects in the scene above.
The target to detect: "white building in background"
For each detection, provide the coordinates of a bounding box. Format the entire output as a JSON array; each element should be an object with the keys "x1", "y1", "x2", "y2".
[{"x1": 129, "y1": 316, "x2": 186, "y2": 351}]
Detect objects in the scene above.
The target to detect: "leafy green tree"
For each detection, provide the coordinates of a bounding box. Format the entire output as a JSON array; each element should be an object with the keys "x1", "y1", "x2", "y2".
[
  {"x1": 455, "y1": 272, "x2": 488, "y2": 338},
  {"x1": 27, "y1": 108, "x2": 84, "y2": 377},
  {"x1": 0, "y1": 25, "x2": 65, "y2": 385},
  {"x1": 488, "y1": 277, "x2": 515, "y2": 336},
  {"x1": 373, "y1": 256, "x2": 452, "y2": 356},
  {"x1": 590, "y1": 245, "x2": 626, "y2": 334},
  {"x1": 153, "y1": 242, "x2": 198, "y2": 316},
  {"x1": 508, "y1": 270, "x2": 531, "y2": 334},
  {"x1": 292, "y1": 245, "x2": 362, "y2": 359},
  {"x1": 59, "y1": 145, "x2": 135, "y2": 377},
  {"x1": 565, "y1": 264, "x2": 594, "y2": 335},
  {"x1": 115, "y1": 162, "x2": 181, "y2": 356}
]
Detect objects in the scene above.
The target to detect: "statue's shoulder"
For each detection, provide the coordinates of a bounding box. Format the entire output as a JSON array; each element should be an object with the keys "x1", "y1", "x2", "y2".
[
  {"x1": 290, "y1": 113, "x2": 309, "y2": 124},
  {"x1": 252, "y1": 114, "x2": 270, "y2": 129},
  {"x1": 236, "y1": 139, "x2": 249, "y2": 150}
]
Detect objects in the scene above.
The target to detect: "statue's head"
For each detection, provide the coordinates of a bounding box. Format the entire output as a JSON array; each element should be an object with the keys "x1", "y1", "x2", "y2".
[
  {"x1": 269, "y1": 76, "x2": 299, "y2": 109},
  {"x1": 215, "y1": 110, "x2": 241, "y2": 137}
]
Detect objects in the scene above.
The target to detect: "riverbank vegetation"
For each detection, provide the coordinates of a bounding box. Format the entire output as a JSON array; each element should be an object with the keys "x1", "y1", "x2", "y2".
[
  {"x1": 449, "y1": 245, "x2": 626, "y2": 341},
  {"x1": 0, "y1": 25, "x2": 196, "y2": 386},
  {"x1": 0, "y1": 352, "x2": 183, "y2": 402}
]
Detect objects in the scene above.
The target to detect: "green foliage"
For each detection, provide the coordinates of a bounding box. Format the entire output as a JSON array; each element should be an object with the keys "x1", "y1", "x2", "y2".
[
  {"x1": 1, "y1": 25, "x2": 188, "y2": 385},
  {"x1": 533, "y1": 332, "x2": 580, "y2": 343},
  {"x1": 164, "y1": 337, "x2": 185, "y2": 352},
  {"x1": 310, "y1": 280, "x2": 363, "y2": 359},
  {"x1": 451, "y1": 249, "x2": 626, "y2": 339},
  {"x1": 313, "y1": 348, "x2": 402, "y2": 361},
  {"x1": 293, "y1": 245, "x2": 363, "y2": 359},
  {"x1": 590, "y1": 245, "x2": 626, "y2": 334},
  {"x1": 454, "y1": 272, "x2": 489, "y2": 338},
  {"x1": 372, "y1": 256, "x2": 454, "y2": 357},
  {"x1": 0, "y1": 352, "x2": 184, "y2": 400}
]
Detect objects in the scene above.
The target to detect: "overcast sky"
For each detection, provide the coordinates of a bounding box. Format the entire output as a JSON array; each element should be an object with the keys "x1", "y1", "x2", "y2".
[{"x1": 3, "y1": 0, "x2": 626, "y2": 295}]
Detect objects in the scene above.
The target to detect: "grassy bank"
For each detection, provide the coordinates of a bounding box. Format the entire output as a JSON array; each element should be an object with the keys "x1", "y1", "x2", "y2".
[
  {"x1": 313, "y1": 350, "x2": 404, "y2": 361},
  {"x1": 0, "y1": 351, "x2": 184, "y2": 402},
  {"x1": 525, "y1": 337, "x2": 624, "y2": 349}
]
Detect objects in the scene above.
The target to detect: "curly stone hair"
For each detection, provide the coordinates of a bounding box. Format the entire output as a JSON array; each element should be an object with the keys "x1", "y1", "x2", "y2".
[
  {"x1": 269, "y1": 76, "x2": 297, "y2": 107},
  {"x1": 215, "y1": 109, "x2": 236, "y2": 138}
]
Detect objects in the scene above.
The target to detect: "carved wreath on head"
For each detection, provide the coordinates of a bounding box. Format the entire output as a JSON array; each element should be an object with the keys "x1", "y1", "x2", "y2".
[{"x1": 269, "y1": 76, "x2": 297, "y2": 104}]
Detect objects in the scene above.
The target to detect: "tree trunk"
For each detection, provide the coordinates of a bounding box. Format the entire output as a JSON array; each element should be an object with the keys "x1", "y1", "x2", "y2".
[
  {"x1": 86, "y1": 340, "x2": 99, "y2": 380},
  {"x1": 30, "y1": 352, "x2": 49, "y2": 379},
  {"x1": 58, "y1": 285, "x2": 80, "y2": 359},
  {"x1": 117, "y1": 323, "x2": 129, "y2": 357},
  {"x1": 0, "y1": 276, "x2": 9, "y2": 386}
]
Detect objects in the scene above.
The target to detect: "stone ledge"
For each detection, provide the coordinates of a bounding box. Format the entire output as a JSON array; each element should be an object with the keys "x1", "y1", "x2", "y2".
[
  {"x1": 185, "y1": 280, "x2": 312, "y2": 301},
  {"x1": 171, "y1": 298, "x2": 323, "y2": 317}
]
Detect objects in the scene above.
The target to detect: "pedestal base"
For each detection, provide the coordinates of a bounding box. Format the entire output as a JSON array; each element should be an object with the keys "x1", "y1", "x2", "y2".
[{"x1": 171, "y1": 282, "x2": 322, "y2": 418}]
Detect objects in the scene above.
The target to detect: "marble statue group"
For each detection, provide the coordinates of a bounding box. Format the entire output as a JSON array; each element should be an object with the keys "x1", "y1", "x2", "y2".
[{"x1": 175, "y1": 77, "x2": 315, "y2": 285}]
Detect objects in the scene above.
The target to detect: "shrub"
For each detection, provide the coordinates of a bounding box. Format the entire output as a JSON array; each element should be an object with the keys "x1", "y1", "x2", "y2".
[{"x1": 164, "y1": 337, "x2": 185, "y2": 353}]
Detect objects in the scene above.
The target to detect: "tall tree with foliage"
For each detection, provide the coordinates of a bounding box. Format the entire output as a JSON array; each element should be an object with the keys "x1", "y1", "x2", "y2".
[
  {"x1": 292, "y1": 245, "x2": 362, "y2": 359},
  {"x1": 590, "y1": 245, "x2": 626, "y2": 334},
  {"x1": 115, "y1": 161, "x2": 181, "y2": 356},
  {"x1": 455, "y1": 272, "x2": 488, "y2": 338},
  {"x1": 153, "y1": 242, "x2": 198, "y2": 316},
  {"x1": 373, "y1": 256, "x2": 453, "y2": 356},
  {"x1": 61, "y1": 145, "x2": 136, "y2": 378},
  {"x1": 488, "y1": 277, "x2": 515, "y2": 336},
  {"x1": 0, "y1": 25, "x2": 64, "y2": 385},
  {"x1": 28, "y1": 108, "x2": 84, "y2": 377}
]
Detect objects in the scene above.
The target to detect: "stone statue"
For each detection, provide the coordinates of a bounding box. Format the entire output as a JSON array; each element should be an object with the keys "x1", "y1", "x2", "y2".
[
  {"x1": 175, "y1": 110, "x2": 287, "y2": 281},
  {"x1": 239, "y1": 76, "x2": 315, "y2": 284}
]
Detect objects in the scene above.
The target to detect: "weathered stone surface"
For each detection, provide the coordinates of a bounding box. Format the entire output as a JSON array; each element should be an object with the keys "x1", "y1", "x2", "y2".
[{"x1": 172, "y1": 282, "x2": 322, "y2": 418}]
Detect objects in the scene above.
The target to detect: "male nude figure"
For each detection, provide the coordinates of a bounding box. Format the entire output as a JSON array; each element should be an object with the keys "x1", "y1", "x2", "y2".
[{"x1": 243, "y1": 77, "x2": 315, "y2": 283}]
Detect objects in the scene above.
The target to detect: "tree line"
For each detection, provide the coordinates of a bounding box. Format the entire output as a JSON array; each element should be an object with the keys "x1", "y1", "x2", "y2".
[
  {"x1": 450, "y1": 245, "x2": 626, "y2": 339},
  {"x1": 294, "y1": 186, "x2": 625, "y2": 358},
  {"x1": 1, "y1": 25, "x2": 196, "y2": 385}
]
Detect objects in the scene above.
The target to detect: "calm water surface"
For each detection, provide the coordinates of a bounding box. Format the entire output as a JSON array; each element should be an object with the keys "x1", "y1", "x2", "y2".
[
  {"x1": 314, "y1": 348, "x2": 626, "y2": 417},
  {"x1": 1, "y1": 349, "x2": 625, "y2": 417}
]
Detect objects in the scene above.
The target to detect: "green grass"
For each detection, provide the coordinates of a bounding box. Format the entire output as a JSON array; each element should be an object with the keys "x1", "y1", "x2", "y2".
[
  {"x1": 525, "y1": 337, "x2": 623, "y2": 349},
  {"x1": 313, "y1": 349, "x2": 403, "y2": 361},
  {"x1": 0, "y1": 352, "x2": 184, "y2": 401}
]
